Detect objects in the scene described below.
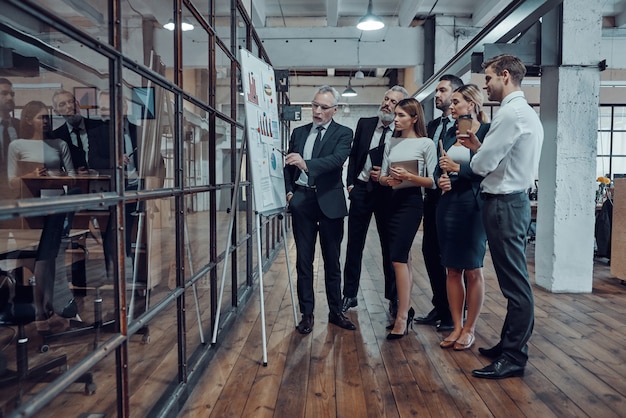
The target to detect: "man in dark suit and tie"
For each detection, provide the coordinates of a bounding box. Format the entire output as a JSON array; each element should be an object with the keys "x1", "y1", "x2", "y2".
[
  {"x1": 0, "y1": 77, "x2": 20, "y2": 200},
  {"x1": 51, "y1": 89, "x2": 102, "y2": 171},
  {"x1": 284, "y1": 85, "x2": 355, "y2": 334},
  {"x1": 341, "y1": 86, "x2": 408, "y2": 315},
  {"x1": 414, "y1": 74, "x2": 463, "y2": 331}
]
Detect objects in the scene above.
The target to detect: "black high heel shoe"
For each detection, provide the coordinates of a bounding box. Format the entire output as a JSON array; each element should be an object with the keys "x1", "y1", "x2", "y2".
[{"x1": 386, "y1": 307, "x2": 415, "y2": 339}]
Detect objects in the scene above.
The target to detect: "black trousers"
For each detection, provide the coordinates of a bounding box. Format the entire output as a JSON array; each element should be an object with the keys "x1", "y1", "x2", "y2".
[
  {"x1": 482, "y1": 191, "x2": 534, "y2": 366},
  {"x1": 289, "y1": 187, "x2": 344, "y2": 315},
  {"x1": 421, "y1": 189, "x2": 451, "y2": 319},
  {"x1": 343, "y1": 181, "x2": 395, "y2": 300}
]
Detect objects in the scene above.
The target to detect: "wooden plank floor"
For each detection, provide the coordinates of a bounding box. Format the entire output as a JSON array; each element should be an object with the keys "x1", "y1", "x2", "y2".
[{"x1": 179, "y1": 225, "x2": 626, "y2": 418}]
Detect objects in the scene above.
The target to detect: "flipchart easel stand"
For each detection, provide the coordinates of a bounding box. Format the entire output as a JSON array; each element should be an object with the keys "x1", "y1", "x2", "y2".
[{"x1": 210, "y1": 135, "x2": 297, "y2": 366}]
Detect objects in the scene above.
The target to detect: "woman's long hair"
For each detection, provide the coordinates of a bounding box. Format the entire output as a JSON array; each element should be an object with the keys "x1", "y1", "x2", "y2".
[
  {"x1": 19, "y1": 100, "x2": 49, "y2": 139},
  {"x1": 395, "y1": 98, "x2": 428, "y2": 138}
]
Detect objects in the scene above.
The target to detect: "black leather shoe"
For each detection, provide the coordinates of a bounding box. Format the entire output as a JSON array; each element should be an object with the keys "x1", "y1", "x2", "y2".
[
  {"x1": 436, "y1": 319, "x2": 454, "y2": 332},
  {"x1": 414, "y1": 309, "x2": 439, "y2": 325},
  {"x1": 341, "y1": 296, "x2": 358, "y2": 312},
  {"x1": 471, "y1": 358, "x2": 525, "y2": 379},
  {"x1": 296, "y1": 314, "x2": 314, "y2": 334},
  {"x1": 328, "y1": 311, "x2": 356, "y2": 330},
  {"x1": 478, "y1": 344, "x2": 503, "y2": 359}
]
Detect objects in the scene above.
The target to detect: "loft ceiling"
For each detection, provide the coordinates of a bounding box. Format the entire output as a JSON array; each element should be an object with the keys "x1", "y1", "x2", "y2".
[{"x1": 250, "y1": 0, "x2": 626, "y2": 76}]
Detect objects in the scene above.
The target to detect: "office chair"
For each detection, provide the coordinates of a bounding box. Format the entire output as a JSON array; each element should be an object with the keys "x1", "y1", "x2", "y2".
[{"x1": 0, "y1": 212, "x2": 96, "y2": 406}]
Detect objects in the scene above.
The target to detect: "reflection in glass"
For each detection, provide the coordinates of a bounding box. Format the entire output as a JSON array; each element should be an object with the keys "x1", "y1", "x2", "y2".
[
  {"x1": 182, "y1": 10, "x2": 209, "y2": 103},
  {"x1": 216, "y1": 46, "x2": 233, "y2": 117},
  {"x1": 122, "y1": 0, "x2": 174, "y2": 83},
  {"x1": 183, "y1": 100, "x2": 210, "y2": 193}
]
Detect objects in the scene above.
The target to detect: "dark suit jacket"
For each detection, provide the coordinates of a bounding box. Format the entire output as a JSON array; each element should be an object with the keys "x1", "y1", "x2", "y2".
[
  {"x1": 346, "y1": 116, "x2": 379, "y2": 187},
  {"x1": 284, "y1": 119, "x2": 352, "y2": 219},
  {"x1": 434, "y1": 122, "x2": 489, "y2": 194},
  {"x1": 427, "y1": 116, "x2": 453, "y2": 140},
  {"x1": 87, "y1": 119, "x2": 139, "y2": 172},
  {"x1": 52, "y1": 118, "x2": 103, "y2": 170}
]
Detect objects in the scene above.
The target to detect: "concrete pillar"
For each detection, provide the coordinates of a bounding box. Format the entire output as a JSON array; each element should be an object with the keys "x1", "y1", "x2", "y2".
[
  {"x1": 535, "y1": 0, "x2": 602, "y2": 292},
  {"x1": 434, "y1": 15, "x2": 456, "y2": 73}
]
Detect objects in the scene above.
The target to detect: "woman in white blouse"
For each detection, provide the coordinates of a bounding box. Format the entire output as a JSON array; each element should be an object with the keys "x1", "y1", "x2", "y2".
[
  {"x1": 7, "y1": 100, "x2": 74, "y2": 190},
  {"x1": 379, "y1": 98, "x2": 437, "y2": 339}
]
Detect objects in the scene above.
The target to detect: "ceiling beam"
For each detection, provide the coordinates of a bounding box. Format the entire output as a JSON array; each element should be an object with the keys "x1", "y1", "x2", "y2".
[
  {"x1": 398, "y1": 0, "x2": 427, "y2": 27},
  {"x1": 251, "y1": 0, "x2": 267, "y2": 28},
  {"x1": 472, "y1": 0, "x2": 511, "y2": 27},
  {"x1": 257, "y1": 26, "x2": 423, "y2": 69},
  {"x1": 415, "y1": 0, "x2": 564, "y2": 102},
  {"x1": 615, "y1": 0, "x2": 626, "y2": 27},
  {"x1": 327, "y1": 0, "x2": 339, "y2": 27}
]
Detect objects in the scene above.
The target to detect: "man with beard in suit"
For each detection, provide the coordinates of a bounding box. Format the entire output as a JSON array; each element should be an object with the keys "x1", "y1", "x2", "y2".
[
  {"x1": 284, "y1": 85, "x2": 355, "y2": 334},
  {"x1": 414, "y1": 74, "x2": 463, "y2": 332},
  {"x1": 341, "y1": 85, "x2": 408, "y2": 316}
]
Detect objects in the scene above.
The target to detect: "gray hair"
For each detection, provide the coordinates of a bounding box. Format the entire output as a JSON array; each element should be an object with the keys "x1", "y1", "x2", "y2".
[
  {"x1": 387, "y1": 85, "x2": 409, "y2": 99},
  {"x1": 316, "y1": 85, "x2": 340, "y2": 105}
]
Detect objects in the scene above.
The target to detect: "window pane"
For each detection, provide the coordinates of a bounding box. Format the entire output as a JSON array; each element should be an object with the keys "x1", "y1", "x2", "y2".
[
  {"x1": 597, "y1": 131, "x2": 611, "y2": 156},
  {"x1": 598, "y1": 106, "x2": 613, "y2": 130},
  {"x1": 182, "y1": 8, "x2": 209, "y2": 102},
  {"x1": 614, "y1": 107, "x2": 626, "y2": 131}
]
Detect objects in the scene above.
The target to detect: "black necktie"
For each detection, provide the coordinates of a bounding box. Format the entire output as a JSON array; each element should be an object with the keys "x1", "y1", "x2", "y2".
[
  {"x1": 307, "y1": 126, "x2": 325, "y2": 186},
  {"x1": 1, "y1": 120, "x2": 9, "y2": 162},
  {"x1": 367, "y1": 126, "x2": 391, "y2": 192},
  {"x1": 72, "y1": 127, "x2": 84, "y2": 149},
  {"x1": 438, "y1": 117, "x2": 449, "y2": 143},
  {"x1": 311, "y1": 126, "x2": 325, "y2": 158},
  {"x1": 378, "y1": 126, "x2": 390, "y2": 148},
  {"x1": 369, "y1": 126, "x2": 390, "y2": 168}
]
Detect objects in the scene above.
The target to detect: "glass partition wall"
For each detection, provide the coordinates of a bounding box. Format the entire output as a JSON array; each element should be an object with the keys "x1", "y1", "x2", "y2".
[{"x1": 0, "y1": 1, "x2": 286, "y2": 416}]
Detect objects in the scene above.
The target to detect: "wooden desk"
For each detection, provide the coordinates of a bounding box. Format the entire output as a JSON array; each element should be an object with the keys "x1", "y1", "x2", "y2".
[
  {"x1": 0, "y1": 229, "x2": 89, "y2": 276},
  {"x1": 1, "y1": 229, "x2": 90, "y2": 256},
  {"x1": 19, "y1": 173, "x2": 111, "y2": 198}
]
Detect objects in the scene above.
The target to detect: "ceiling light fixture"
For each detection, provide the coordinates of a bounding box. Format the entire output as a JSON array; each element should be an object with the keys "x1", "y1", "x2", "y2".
[
  {"x1": 163, "y1": 18, "x2": 195, "y2": 31},
  {"x1": 342, "y1": 78, "x2": 358, "y2": 97},
  {"x1": 354, "y1": 41, "x2": 365, "y2": 79},
  {"x1": 356, "y1": 0, "x2": 385, "y2": 31}
]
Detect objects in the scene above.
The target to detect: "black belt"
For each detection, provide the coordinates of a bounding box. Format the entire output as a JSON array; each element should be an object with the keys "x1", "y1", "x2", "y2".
[
  {"x1": 296, "y1": 185, "x2": 316, "y2": 192},
  {"x1": 480, "y1": 190, "x2": 526, "y2": 200}
]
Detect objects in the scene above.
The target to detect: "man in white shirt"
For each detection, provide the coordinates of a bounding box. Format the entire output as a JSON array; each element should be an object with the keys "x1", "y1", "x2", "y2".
[{"x1": 461, "y1": 54, "x2": 544, "y2": 379}]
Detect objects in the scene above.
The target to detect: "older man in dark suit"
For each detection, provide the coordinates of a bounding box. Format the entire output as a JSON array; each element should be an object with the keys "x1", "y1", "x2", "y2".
[
  {"x1": 284, "y1": 85, "x2": 355, "y2": 334},
  {"x1": 341, "y1": 86, "x2": 408, "y2": 316},
  {"x1": 51, "y1": 89, "x2": 102, "y2": 171},
  {"x1": 88, "y1": 92, "x2": 140, "y2": 273}
]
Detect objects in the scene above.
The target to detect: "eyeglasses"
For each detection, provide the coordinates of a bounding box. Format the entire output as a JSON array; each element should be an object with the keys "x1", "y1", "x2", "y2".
[{"x1": 311, "y1": 102, "x2": 336, "y2": 111}]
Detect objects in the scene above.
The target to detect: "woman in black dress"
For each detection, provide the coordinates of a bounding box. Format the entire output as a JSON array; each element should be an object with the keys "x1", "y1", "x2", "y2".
[
  {"x1": 436, "y1": 84, "x2": 490, "y2": 350},
  {"x1": 379, "y1": 99, "x2": 437, "y2": 339}
]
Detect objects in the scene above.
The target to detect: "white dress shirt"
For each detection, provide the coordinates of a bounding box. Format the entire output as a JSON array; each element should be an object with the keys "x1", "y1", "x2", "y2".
[
  {"x1": 357, "y1": 121, "x2": 394, "y2": 182},
  {"x1": 470, "y1": 91, "x2": 543, "y2": 194}
]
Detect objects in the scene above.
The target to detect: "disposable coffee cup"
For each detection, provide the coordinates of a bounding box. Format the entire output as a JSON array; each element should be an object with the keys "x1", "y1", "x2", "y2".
[{"x1": 457, "y1": 115, "x2": 472, "y2": 137}]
